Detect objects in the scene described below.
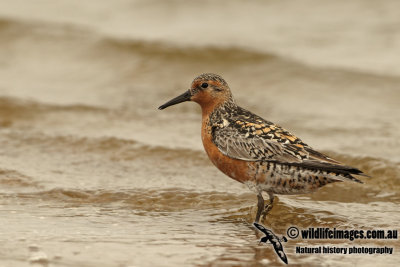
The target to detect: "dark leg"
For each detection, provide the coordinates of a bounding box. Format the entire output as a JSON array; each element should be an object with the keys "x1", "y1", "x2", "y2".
[
  {"x1": 255, "y1": 193, "x2": 264, "y2": 223},
  {"x1": 261, "y1": 192, "x2": 275, "y2": 221}
]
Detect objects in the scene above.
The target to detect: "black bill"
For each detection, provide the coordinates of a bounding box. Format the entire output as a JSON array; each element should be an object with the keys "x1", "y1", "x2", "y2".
[{"x1": 158, "y1": 90, "x2": 192, "y2": 110}]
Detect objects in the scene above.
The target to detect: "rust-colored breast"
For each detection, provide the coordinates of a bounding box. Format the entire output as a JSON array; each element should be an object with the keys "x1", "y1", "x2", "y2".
[{"x1": 201, "y1": 116, "x2": 250, "y2": 183}]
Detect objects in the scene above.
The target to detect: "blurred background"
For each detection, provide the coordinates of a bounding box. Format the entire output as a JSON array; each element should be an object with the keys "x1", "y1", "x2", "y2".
[{"x1": 0, "y1": 0, "x2": 399, "y2": 266}]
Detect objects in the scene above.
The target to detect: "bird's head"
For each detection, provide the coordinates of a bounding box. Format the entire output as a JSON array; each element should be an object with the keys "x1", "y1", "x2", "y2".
[{"x1": 158, "y1": 73, "x2": 233, "y2": 112}]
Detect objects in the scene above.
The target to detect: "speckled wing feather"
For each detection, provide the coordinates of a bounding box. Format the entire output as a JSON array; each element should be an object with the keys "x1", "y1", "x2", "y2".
[
  {"x1": 213, "y1": 127, "x2": 305, "y2": 163},
  {"x1": 211, "y1": 105, "x2": 365, "y2": 181},
  {"x1": 211, "y1": 105, "x2": 313, "y2": 163}
]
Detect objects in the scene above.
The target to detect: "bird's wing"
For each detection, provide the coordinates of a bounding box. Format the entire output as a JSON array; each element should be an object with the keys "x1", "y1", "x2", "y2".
[
  {"x1": 272, "y1": 241, "x2": 288, "y2": 264},
  {"x1": 213, "y1": 122, "x2": 309, "y2": 163},
  {"x1": 212, "y1": 116, "x2": 365, "y2": 180},
  {"x1": 254, "y1": 222, "x2": 269, "y2": 234}
]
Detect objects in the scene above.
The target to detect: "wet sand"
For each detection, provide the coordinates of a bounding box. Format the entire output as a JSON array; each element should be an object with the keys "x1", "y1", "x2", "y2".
[{"x1": 0, "y1": 1, "x2": 399, "y2": 266}]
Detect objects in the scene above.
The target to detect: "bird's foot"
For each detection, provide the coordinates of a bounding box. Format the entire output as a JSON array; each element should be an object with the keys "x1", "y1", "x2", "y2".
[{"x1": 261, "y1": 200, "x2": 274, "y2": 221}]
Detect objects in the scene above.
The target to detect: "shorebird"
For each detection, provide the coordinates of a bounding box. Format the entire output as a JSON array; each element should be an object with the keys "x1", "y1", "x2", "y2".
[{"x1": 158, "y1": 73, "x2": 365, "y2": 223}]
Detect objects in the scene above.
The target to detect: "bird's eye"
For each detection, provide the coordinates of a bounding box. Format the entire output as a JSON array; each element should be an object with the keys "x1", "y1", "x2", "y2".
[{"x1": 201, "y1": 82, "x2": 208, "y2": 89}]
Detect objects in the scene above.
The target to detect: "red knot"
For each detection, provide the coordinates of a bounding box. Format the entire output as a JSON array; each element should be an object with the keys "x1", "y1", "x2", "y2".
[{"x1": 159, "y1": 73, "x2": 366, "y2": 223}]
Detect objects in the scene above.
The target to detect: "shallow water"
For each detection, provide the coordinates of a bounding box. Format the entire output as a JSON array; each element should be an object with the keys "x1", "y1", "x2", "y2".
[{"x1": 0, "y1": 1, "x2": 399, "y2": 266}]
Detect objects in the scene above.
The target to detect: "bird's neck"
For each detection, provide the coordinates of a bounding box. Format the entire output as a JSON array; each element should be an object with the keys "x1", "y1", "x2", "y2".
[
  {"x1": 199, "y1": 98, "x2": 235, "y2": 120},
  {"x1": 200, "y1": 99, "x2": 236, "y2": 140}
]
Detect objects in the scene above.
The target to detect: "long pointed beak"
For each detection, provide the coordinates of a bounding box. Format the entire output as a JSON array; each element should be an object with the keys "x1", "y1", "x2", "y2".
[{"x1": 158, "y1": 90, "x2": 192, "y2": 110}]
